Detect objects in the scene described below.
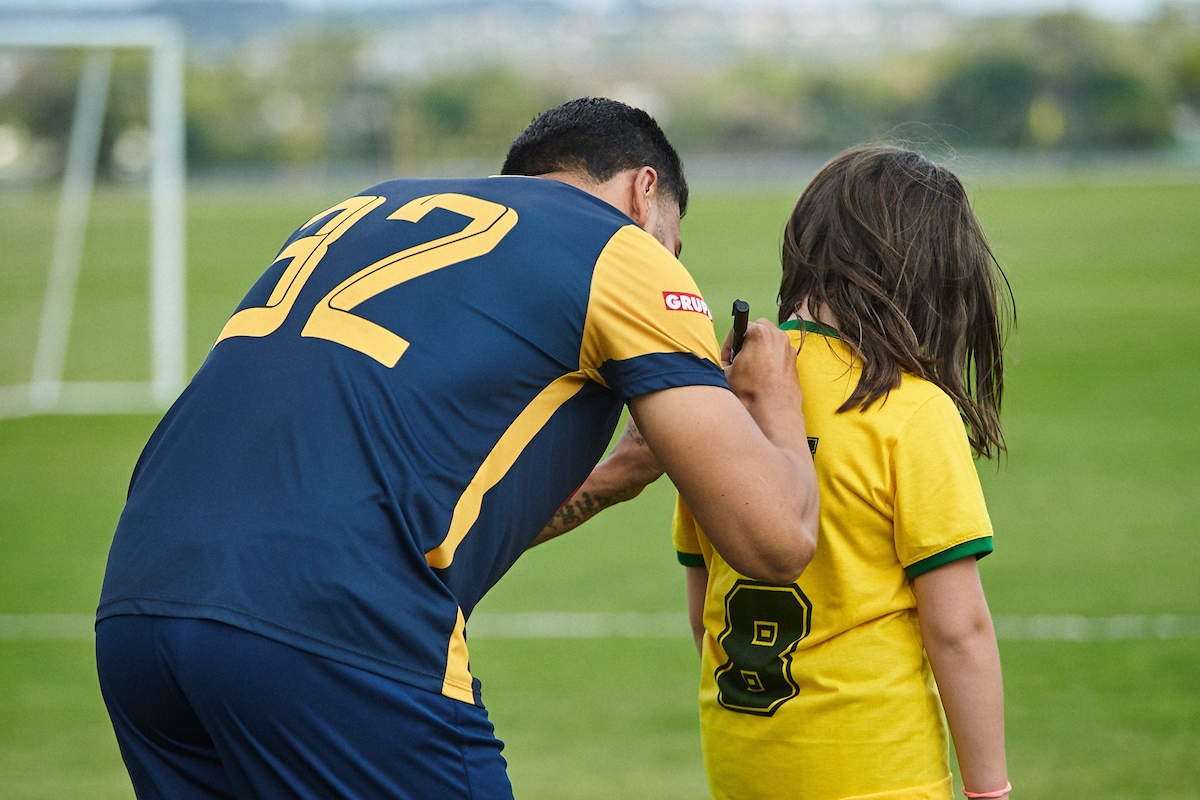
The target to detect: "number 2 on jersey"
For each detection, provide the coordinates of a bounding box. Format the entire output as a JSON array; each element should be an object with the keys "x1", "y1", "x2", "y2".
[{"x1": 215, "y1": 193, "x2": 518, "y2": 367}]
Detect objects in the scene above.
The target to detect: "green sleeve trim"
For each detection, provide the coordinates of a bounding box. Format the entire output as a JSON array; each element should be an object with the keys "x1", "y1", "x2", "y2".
[
  {"x1": 677, "y1": 551, "x2": 706, "y2": 568},
  {"x1": 904, "y1": 536, "x2": 993, "y2": 580}
]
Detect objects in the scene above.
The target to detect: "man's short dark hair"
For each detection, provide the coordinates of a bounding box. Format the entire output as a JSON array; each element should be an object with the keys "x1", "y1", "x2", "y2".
[{"x1": 502, "y1": 97, "x2": 688, "y2": 216}]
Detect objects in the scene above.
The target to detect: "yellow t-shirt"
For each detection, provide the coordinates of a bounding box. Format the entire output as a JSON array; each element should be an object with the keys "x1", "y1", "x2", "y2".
[{"x1": 673, "y1": 320, "x2": 994, "y2": 800}]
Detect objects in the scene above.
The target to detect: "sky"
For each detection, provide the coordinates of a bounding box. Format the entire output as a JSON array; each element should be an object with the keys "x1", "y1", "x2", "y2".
[{"x1": 0, "y1": 0, "x2": 1177, "y2": 22}]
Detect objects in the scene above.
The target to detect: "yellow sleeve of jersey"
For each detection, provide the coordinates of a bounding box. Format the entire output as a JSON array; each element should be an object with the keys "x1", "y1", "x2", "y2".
[
  {"x1": 893, "y1": 393, "x2": 994, "y2": 576},
  {"x1": 578, "y1": 225, "x2": 724, "y2": 395},
  {"x1": 672, "y1": 494, "x2": 706, "y2": 567}
]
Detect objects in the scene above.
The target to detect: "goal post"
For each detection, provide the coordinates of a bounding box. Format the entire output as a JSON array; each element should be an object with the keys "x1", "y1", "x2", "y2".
[{"x1": 0, "y1": 16, "x2": 186, "y2": 419}]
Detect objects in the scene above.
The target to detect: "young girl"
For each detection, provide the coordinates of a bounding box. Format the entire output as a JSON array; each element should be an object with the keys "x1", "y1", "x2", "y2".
[{"x1": 673, "y1": 145, "x2": 1014, "y2": 799}]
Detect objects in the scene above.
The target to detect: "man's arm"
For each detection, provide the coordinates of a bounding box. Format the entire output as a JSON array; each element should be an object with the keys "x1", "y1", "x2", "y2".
[
  {"x1": 530, "y1": 419, "x2": 664, "y2": 548},
  {"x1": 631, "y1": 320, "x2": 818, "y2": 584},
  {"x1": 532, "y1": 320, "x2": 818, "y2": 584}
]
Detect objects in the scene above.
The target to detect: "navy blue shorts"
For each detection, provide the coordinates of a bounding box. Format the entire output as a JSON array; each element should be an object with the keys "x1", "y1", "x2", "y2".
[{"x1": 95, "y1": 615, "x2": 513, "y2": 800}]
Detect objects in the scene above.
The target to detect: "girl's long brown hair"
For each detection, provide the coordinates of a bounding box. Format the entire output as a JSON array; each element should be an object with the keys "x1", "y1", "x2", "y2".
[{"x1": 778, "y1": 145, "x2": 1014, "y2": 459}]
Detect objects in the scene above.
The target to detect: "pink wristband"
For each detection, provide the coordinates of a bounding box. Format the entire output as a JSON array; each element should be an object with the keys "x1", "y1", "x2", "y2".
[{"x1": 963, "y1": 781, "x2": 1011, "y2": 798}]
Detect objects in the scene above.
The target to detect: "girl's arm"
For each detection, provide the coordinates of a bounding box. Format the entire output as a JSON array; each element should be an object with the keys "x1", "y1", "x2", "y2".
[
  {"x1": 685, "y1": 565, "x2": 708, "y2": 656},
  {"x1": 913, "y1": 556, "x2": 1010, "y2": 798}
]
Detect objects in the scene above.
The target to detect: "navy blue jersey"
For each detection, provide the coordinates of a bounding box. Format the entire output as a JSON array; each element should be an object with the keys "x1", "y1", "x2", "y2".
[{"x1": 98, "y1": 177, "x2": 726, "y2": 703}]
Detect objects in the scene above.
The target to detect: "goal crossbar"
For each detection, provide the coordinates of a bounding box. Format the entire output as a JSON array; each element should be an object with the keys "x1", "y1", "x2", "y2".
[{"x1": 0, "y1": 17, "x2": 186, "y2": 419}]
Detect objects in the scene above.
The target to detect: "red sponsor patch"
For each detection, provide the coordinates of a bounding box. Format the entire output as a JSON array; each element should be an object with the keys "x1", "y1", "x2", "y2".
[{"x1": 662, "y1": 291, "x2": 712, "y2": 319}]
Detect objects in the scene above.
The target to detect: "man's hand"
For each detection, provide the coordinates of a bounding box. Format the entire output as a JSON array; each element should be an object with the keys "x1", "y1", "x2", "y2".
[
  {"x1": 529, "y1": 418, "x2": 665, "y2": 548},
  {"x1": 722, "y1": 318, "x2": 807, "y2": 448}
]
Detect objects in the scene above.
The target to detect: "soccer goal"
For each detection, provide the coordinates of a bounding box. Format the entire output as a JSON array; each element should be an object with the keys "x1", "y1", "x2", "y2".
[{"x1": 0, "y1": 17, "x2": 186, "y2": 420}]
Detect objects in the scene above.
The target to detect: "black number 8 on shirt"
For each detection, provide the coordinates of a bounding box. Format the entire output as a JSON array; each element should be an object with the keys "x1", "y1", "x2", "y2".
[{"x1": 715, "y1": 580, "x2": 813, "y2": 716}]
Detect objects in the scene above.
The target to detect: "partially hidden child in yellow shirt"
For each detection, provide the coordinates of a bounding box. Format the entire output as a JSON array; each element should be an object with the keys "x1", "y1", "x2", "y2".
[{"x1": 674, "y1": 145, "x2": 1013, "y2": 800}]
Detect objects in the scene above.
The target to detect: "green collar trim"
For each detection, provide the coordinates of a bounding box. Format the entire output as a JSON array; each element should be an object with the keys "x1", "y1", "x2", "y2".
[{"x1": 780, "y1": 318, "x2": 840, "y2": 339}]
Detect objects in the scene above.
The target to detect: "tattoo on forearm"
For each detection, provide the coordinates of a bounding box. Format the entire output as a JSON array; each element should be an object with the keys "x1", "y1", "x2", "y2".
[
  {"x1": 532, "y1": 422, "x2": 655, "y2": 548},
  {"x1": 553, "y1": 489, "x2": 625, "y2": 528},
  {"x1": 538, "y1": 485, "x2": 640, "y2": 543},
  {"x1": 625, "y1": 425, "x2": 647, "y2": 448}
]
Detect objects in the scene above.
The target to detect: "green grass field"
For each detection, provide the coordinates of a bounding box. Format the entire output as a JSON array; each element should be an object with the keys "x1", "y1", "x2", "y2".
[{"x1": 1, "y1": 173, "x2": 1198, "y2": 798}]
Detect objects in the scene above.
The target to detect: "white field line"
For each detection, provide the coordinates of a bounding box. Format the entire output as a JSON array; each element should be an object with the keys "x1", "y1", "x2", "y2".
[
  {"x1": 3, "y1": 612, "x2": 1200, "y2": 643},
  {"x1": 992, "y1": 614, "x2": 1200, "y2": 641},
  {"x1": 0, "y1": 613, "x2": 95, "y2": 640},
  {"x1": 469, "y1": 611, "x2": 689, "y2": 639}
]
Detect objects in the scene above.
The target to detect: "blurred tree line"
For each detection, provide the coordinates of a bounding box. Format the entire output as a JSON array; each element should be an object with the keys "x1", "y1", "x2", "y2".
[
  {"x1": 667, "y1": 10, "x2": 1200, "y2": 152},
  {"x1": 1, "y1": 8, "x2": 1199, "y2": 179}
]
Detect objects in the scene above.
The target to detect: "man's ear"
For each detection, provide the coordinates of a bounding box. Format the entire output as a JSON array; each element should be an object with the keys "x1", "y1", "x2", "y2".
[{"x1": 627, "y1": 166, "x2": 659, "y2": 228}]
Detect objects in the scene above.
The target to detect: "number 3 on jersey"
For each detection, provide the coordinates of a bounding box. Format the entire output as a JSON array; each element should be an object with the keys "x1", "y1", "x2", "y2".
[
  {"x1": 715, "y1": 580, "x2": 813, "y2": 716},
  {"x1": 215, "y1": 193, "x2": 518, "y2": 367}
]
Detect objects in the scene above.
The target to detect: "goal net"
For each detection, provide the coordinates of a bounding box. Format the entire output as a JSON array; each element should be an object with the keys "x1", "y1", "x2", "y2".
[{"x1": 0, "y1": 17, "x2": 186, "y2": 420}]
